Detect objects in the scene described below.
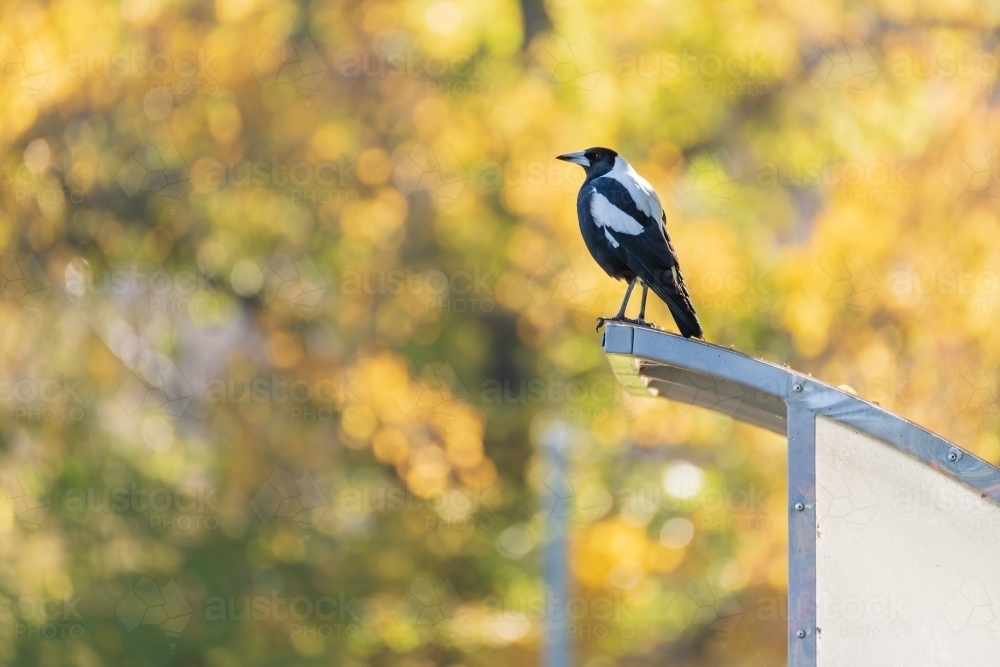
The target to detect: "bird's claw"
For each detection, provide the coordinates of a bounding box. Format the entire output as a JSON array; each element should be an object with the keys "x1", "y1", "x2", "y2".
[
  {"x1": 596, "y1": 316, "x2": 627, "y2": 331},
  {"x1": 598, "y1": 316, "x2": 649, "y2": 332},
  {"x1": 636, "y1": 319, "x2": 656, "y2": 329}
]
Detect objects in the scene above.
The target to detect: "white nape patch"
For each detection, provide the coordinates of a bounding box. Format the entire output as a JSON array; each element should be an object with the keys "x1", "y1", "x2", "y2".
[
  {"x1": 591, "y1": 192, "x2": 644, "y2": 235},
  {"x1": 597, "y1": 155, "x2": 663, "y2": 221},
  {"x1": 603, "y1": 228, "x2": 619, "y2": 248}
]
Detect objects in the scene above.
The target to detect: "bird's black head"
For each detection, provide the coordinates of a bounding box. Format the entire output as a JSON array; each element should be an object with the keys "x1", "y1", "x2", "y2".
[{"x1": 556, "y1": 147, "x2": 619, "y2": 180}]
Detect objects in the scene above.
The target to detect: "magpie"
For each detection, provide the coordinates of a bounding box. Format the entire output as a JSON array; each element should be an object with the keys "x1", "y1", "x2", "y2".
[{"x1": 557, "y1": 147, "x2": 703, "y2": 338}]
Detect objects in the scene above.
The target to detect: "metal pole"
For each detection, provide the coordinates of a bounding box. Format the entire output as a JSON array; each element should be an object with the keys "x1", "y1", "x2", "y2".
[{"x1": 787, "y1": 387, "x2": 817, "y2": 667}]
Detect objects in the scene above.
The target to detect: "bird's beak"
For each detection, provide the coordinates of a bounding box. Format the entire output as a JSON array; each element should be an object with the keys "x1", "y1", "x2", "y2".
[{"x1": 556, "y1": 151, "x2": 590, "y2": 167}]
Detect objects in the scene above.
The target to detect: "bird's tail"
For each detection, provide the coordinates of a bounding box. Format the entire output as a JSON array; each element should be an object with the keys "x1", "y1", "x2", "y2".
[{"x1": 642, "y1": 265, "x2": 703, "y2": 339}]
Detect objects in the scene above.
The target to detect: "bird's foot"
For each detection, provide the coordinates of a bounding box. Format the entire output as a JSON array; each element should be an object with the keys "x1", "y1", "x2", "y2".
[
  {"x1": 635, "y1": 319, "x2": 656, "y2": 329},
  {"x1": 596, "y1": 315, "x2": 639, "y2": 332}
]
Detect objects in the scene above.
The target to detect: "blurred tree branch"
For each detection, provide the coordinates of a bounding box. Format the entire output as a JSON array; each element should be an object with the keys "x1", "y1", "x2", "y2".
[{"x1": 519, "y1": 0, "x2": 552, "y2": 49}]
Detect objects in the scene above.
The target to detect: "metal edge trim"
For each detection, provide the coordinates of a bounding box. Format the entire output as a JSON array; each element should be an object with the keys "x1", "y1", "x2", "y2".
[
  {"x1": 603, "y1": 323, "x2": 1000, "y2": 505},
  {"x1": 787, "y1": 401, "x2": 817, "y2": 666}
]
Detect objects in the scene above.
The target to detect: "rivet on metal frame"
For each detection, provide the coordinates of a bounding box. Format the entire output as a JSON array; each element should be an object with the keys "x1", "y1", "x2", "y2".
[{"x1": 947, "y1": 447, "x2": 963, "y2": 464}]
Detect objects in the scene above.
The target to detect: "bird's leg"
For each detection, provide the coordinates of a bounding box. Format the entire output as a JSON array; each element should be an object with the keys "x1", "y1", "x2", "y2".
[
  {"x1": 613, "y1": 280, "x2": 635, "y2": 320},
  {"x1": 636, "y1": 284, "x2": 653, "y2": 327},
  {"x1": 597, "y1": 280, "x2": 636, "y2": 331}
]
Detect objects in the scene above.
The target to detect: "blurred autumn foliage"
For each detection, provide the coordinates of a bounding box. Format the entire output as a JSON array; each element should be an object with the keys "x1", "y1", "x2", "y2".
[{"x1": 1, "y1": 0, "x2": 1000, "y2": 665}]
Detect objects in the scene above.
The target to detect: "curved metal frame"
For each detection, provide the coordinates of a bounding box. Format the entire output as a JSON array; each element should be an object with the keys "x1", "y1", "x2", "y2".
[{"x1": 602, "y1": 322, "x2": 1000, "y2": 666}]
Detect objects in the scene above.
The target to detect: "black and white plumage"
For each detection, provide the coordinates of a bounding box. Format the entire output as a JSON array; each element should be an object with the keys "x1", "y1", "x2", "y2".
[{"x1": 557, "y1": 147, "x2": 703, "y2": 338}]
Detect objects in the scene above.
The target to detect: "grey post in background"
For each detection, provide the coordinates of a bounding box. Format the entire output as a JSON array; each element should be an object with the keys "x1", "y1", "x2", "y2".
[{"x1": 537, "y1": 417, "x2": 572, "y2": 667}]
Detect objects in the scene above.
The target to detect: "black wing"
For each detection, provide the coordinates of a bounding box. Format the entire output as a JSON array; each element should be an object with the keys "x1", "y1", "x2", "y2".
[{"x1": 592, "y1": 179, "x2": 703, "y2": 338}]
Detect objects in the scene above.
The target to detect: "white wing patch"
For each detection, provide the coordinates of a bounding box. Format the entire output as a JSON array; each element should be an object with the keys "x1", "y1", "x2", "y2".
[
  {"x1": 597, "y1": 156, "x2": 663, "y2": 221},
  {"x1": 603, "y1": 228, "x2": 619, "y2": 248},
  {"x1": 590, "y1": 192, "x2": 644, "y2": 235}
]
